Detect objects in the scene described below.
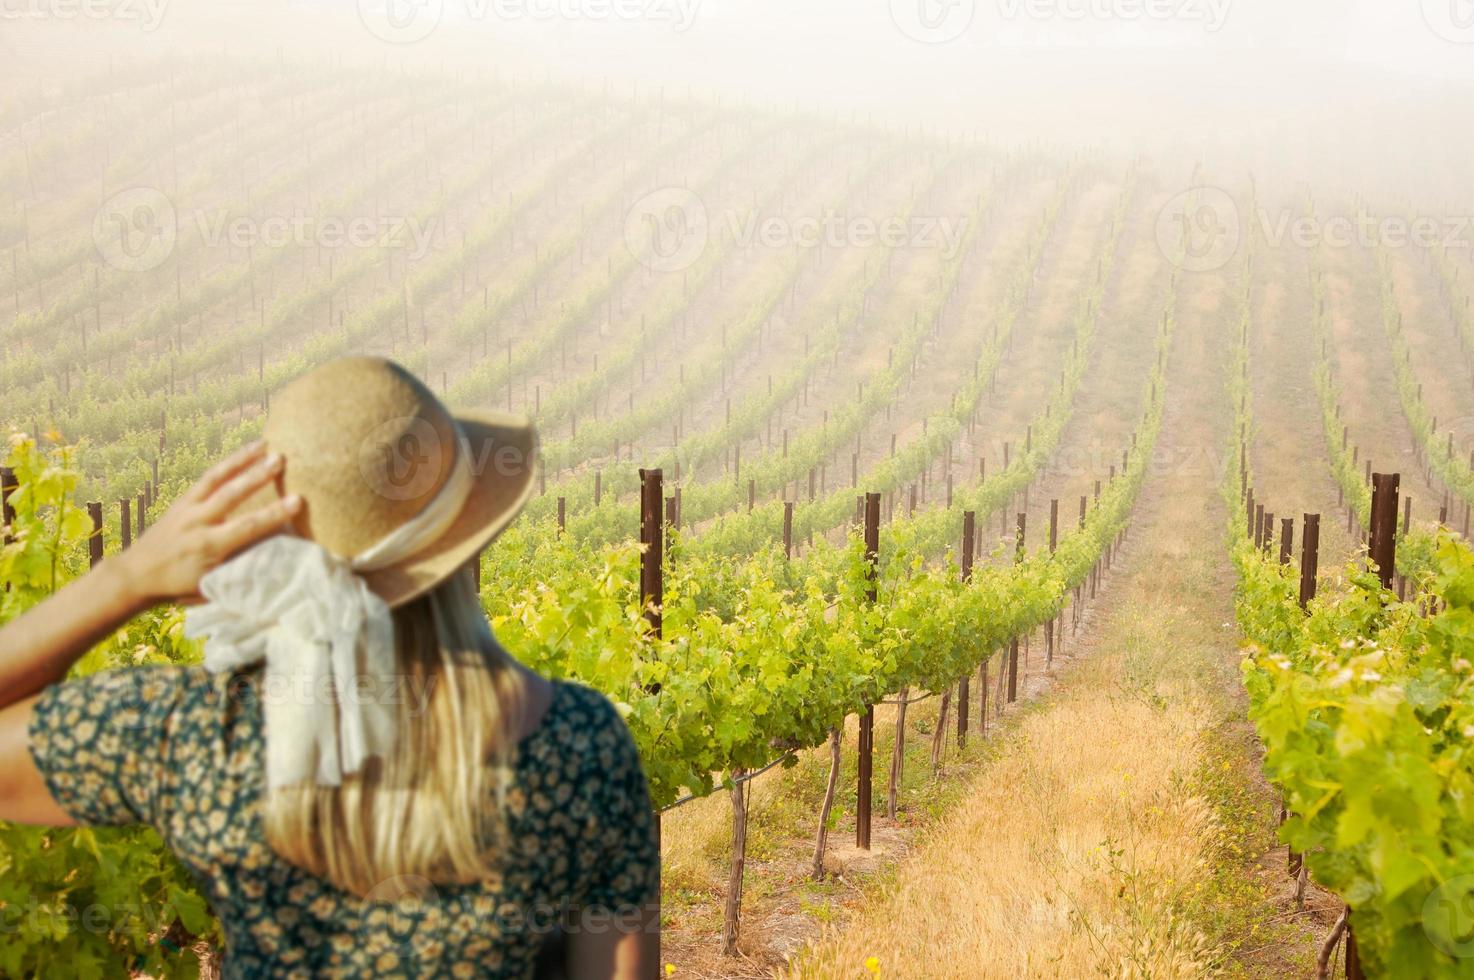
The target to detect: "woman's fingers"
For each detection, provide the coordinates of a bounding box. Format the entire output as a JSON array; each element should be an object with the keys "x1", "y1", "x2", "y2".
[
  {"x1": 201, "y1": 453, "x2": 285, "y2": 522},
  {"x1": 185, "y1": 441, "x2": 266, "y2": 505},
  {"x1": 209, "y1": 495, "x2": 302, "y2": 559}
]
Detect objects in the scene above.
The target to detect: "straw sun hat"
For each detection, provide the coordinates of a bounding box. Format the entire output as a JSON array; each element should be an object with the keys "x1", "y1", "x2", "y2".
[{"x1": 245, "y1": 357, "x2": 539, "y2": 608}]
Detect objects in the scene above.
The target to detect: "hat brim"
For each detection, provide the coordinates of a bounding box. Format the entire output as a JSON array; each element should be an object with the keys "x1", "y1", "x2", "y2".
[
  {"x1": 240, "y1": 410, "x2": 539, "y2": 609},
  {"x1": 363, "y1": 411, "x2": 539, "y2": 608}
]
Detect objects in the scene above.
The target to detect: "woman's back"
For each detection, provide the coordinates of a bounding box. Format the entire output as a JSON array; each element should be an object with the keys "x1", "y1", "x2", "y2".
[
  {"x1": 4, "y1": 359, "x2": 661, "y2": 976},
  {"x1": 28, "y1": 665, "x2": 659, "y2": 978}
]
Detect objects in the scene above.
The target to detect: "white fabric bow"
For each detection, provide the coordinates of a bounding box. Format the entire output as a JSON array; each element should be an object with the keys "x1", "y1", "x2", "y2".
[{"x1": 184, "y1": 427, "x2": 474, "y2": 790}]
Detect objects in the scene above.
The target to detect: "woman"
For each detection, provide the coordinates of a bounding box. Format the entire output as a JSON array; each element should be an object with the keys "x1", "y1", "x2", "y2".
[{"x1": 0, "y1": 358, "x2": 660, "y2": 978}]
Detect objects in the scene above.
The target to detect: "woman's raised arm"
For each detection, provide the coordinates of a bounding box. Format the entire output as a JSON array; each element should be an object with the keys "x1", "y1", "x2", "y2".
[
  {"x1": 0, "y1": 441, "x2": 301, "y2": 711},
  {"x1": 0, "y1": 443, "x2": 300, "y2": 826}
]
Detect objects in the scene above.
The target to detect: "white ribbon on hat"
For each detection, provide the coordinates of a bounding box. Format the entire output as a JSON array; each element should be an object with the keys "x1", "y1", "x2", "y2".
[{"x1": 184, "y1": 425, "x2": 475, "y2": 790}]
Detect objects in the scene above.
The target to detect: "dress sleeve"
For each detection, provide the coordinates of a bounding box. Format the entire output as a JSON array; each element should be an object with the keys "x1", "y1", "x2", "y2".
[
  {"x1": 583, "y1": 702, "x2": 661, "y2": 915},
  {"x1": 26, "y1": 666, "x2": 195, "y2": 828}
]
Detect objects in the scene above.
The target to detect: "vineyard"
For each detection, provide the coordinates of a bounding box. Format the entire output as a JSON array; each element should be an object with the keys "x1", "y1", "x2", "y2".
[{"x1": 3, "y1": 54, "x2": 1474, "y2": 979}]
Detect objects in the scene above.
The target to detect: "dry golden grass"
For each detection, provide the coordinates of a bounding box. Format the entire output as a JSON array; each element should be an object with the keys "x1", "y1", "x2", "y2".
[
  {"x1": 661, "y1": 762, "x2": 796, "y2": 896},
  {"x1": 664, "y1": 195, "x2": 1330, "y2": 980},
  {"x1": 659, "y1": 693, "x2": 952, "y2": 900},
  {"x1": 784, "y1": 613, "x2": 1221, "y2": 979},
  {"x1": 786, "y1": 264, "x2": 1268, "y2": 979}
]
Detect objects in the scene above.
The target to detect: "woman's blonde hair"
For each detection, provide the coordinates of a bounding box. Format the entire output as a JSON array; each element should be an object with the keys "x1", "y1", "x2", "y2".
[{"x1": 263, "y1": 569, "x2": 525, "y2": 897}]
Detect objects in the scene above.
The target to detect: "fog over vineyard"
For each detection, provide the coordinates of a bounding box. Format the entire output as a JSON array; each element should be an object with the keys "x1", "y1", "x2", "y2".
[{"x1": 2, "y1": 1, "x2": 1472, "y2": 976}]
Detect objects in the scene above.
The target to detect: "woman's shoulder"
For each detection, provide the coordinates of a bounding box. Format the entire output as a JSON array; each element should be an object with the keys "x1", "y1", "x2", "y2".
[
  {"x1": 28, "y1": 663, "x2": 254, "y2": 828},
  {"x1": 532, "y1": 680, "x2": 645, "y2": 779},
  {"x1": 41, "y1": 662, "x2": 216, "y2": 718},
  {"x1": 36, "y1": 662, "x2": 263, "y2": 756},
  {"x1": 495, "y1": 679, "x2": 653, "y2": 864},
  {"x1": 546, "y1": 678, "x2": 631, "y2": 727}
]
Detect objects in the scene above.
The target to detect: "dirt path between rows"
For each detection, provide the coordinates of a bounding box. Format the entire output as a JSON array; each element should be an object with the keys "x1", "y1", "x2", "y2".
[{"x1": 784, "y1": 264, "x2": 1335, "y2": 978}]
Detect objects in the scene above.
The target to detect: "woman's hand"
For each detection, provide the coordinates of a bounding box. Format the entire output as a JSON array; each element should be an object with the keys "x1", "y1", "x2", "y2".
[
  {"x1": 0, "y1": 442, "x2": 302, "y2": 711},
  {"x1": 117, "y1": 442, "x2": 303, "y2": 605}
]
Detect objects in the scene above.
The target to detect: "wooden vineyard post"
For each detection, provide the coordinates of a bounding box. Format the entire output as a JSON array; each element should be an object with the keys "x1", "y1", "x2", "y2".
[
  {"x1": 638, "y1": 468, "x2": 664, "y2": 965},
  {"x1": 556, "y1": 497, "x2": 566, "y2": 533},
  {"x1": 638, "y1": 470, "x2": 663, "y2": 639},
  {"x1": 1089, "y1": 479, "x2": 1104, "y2": 598},
  {"x1": 1, "y1": 466, "x2": 14, "y2": 593},
  {"x1": 857, "y1": 492, "x2": 880, "y2": 851},
  {"x1": 888, "y1": 683, "x2": 908, "y2": 820},
  {"x1": 783, "y1": 501, "x2": 794, "y2": 559},
  {"x1": 87, "y1": 502, "x2": 104, "y2": 568},
  {"x1": 1046, "y1": 499, "x2": 1058, "y2": 667},
  {"x1": 958, "y1": 511, "x2": 975, "y2": 749},
  {"x1": 1008, "y1": 513, "x2": 1025, "y2": 703},
  {"x1": 979, "y1": 657, "x2": 988, "y2": 735},
  {"x1": 1368, "y1": 473, "x2": 1400, "y2": 591},
  {"x1": 119, "y1": 499, "x2": 132, "y2": 550},
  {"x1": 812, "y1": 727, "x2": 843, "y2": 880},
  {"x1": 0, "y1": 467, "x2": 16, "y2": 545},
  {"x1": 748, "y1": 478, "x2": 755, "y2": 513},
  {"x1": 929, "y1": 684, "x2": 951, "y2": 774},
  {"x1": 137, "y1": 492, "x2": 148, "y2": 534},
  {"x1": 1075, "y1": 495, "x2": 1087, "y2": 630},
  {"x1": 1299, "y1": 514, "x2": 1320, "y2": 610},
  {"x1": 1281, "y1": 521, "x2": 1324, "y2": 886},
  {"x1": 722, "y1": 768, "x2": 748, "y2": 957},
  {"x1": 1278, "y1": 518, "x2": 1293, "y2": 565}
]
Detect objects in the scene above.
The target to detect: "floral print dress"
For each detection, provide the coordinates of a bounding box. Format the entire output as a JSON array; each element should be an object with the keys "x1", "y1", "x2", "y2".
[{"x1": 27, "y1": 666, "x2": 660, "y2": 978}]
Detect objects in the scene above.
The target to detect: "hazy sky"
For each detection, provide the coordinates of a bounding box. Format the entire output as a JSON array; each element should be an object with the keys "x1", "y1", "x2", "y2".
[
  {"x1": 6, "y1": 0, "x2": 1471, "y2": 204},
  {"x1": 342, "y1": 0, "x2": 1474, "y2": 82}
]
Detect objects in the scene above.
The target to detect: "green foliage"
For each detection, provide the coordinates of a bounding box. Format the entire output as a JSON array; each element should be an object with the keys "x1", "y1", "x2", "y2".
[
  {"x1": 529, "y1": 153, "x2": 1072, "y2": 550},
  {"x1": 1303, "y1": 227, "x2": 1437, "y2": 584},
  {"x1": 479, "y1": 185, "x2": 1176, "y2": 810},
  {"x1": 0, "y1": 141, "x2": 1163, "y2": 975},
  {"x1": 0, "y1": 435, "x2": 215, "y2": 977},
  {"x1": 1225, "y1": 231, "x2": 1474, "y2": 976},
  {"x1": 1237, "y1": 538, "x2": 1474, "y2": 977}
]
